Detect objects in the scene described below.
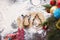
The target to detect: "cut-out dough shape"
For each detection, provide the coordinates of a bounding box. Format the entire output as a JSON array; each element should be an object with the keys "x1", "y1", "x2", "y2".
[
  {"x1": 37, "y1": 12, "x2": 45, "y2": 23},
  {"x1": 17, "y1": 16, "x2": 23, "y2": 28},
  {"x1": 23, "y1": 15, "x2": 30, "y2": 26}
]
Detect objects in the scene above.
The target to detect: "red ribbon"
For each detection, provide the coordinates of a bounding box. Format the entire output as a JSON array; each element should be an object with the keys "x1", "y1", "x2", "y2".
[
  {"x1": 6, "y1": 27, "x2": 25, "y2": 40},
  {"x1": 16, "y1": 28, "x2": 24, "y2": 40}
]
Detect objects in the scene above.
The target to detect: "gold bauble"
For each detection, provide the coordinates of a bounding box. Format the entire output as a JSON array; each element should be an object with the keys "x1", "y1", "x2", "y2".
[
  {"x1": 50, "y1": 6, "x2": 57, "y2": 14},
  {"x1": 56, "y1": 19, "x2": 60, "y2": 29}
]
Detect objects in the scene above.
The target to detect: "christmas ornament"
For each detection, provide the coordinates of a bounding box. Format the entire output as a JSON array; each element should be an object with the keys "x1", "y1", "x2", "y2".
[
  {"x1": 56, "y1": 19, "x2": 60, "y2": 29},
  {"x1": 50, "y1": 0, "x2": 56, "y2": 6},
  {"x1": 50, "y1": 6, "x2": 57, "y2": 14},
  {"x1": 57, "y1": 0, "x2": 60, "y2": 8},
  {"x1": 43, "y1": 25, "x2": 48, "y2": 30},
  {"x1": 53, "y1": 8, "x2": 60, "y2": 19}
]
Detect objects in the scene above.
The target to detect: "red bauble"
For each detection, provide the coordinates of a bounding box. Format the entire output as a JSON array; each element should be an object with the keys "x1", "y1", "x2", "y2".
[
  {"x1": 50, "y1": 0, "x2": 56, "y2": 6},
  {"x1": 43, "y1": 26, "x2": 48, "y2": 30},
  {"x1": 57, "y1": 0, "x2": 60, "y2": 8}
]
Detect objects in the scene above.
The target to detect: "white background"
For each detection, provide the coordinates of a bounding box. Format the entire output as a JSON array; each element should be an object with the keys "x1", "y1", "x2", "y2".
[{"x1": 0, "y1": 0, "x2": 50, "y2": 36}]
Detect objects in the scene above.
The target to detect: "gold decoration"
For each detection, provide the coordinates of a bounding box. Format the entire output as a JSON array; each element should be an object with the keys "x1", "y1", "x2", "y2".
[
  {"x1": 56, "y1": 19, "x2": 60, "y2": 29},
  {"x1": 50, "y1": 6, "x2": 57, "y2": 14}
]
